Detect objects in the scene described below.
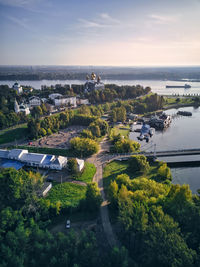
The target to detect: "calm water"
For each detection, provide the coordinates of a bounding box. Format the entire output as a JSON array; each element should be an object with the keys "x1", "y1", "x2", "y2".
[
  {"x1": 171, "y1": 168, "x2": 200, "y2": 194},
  {"x1": 1, "y1": 79, "x2": 200, "y2": 95},
  {"x1": 130, "y1": 106, "x2": 200, "y2": 193}
]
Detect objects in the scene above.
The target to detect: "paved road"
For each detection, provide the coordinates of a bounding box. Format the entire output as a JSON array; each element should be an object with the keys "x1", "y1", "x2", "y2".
[{"x1": 87, "y1": 138, "x2": 120, "y2": 248}]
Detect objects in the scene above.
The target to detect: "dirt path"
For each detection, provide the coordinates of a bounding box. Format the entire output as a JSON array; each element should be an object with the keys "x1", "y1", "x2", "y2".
[{"x1": 88, "y1": 138, "x2": 120, "y2": 248}]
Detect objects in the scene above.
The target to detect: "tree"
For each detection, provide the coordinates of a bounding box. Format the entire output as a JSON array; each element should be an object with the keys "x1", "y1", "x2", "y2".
[
  {"x1": 130, "y1": 155, "x2": 150, "y2": 173},
  {"x1": 108, "y1": 180, "x2": 119, "y2": 208},
  {"x1": 32, "y1": 106, "x2": 43, "y2": 118},
  {"x1": 67, "y1": 158, "x2": 79, "y2": 175},
  {"x1": 70, "y1": 137, "x2": 99, "y2": 157},
  {"x1": 85, "y1": 182, "x2": 102, "y2": 211},
  {"x1": 157, "y1": 162, "x2": 172, "y2": 180},
  {"x1": 116, "y1": 174, "x2": 131, "y2": 188}
]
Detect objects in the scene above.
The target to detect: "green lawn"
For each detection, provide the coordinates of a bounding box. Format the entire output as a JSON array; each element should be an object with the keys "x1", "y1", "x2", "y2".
[
  {"x1": 0, "y1": 125, "x2": 28, "y2": 145},
  {"x1": 111, "y1": 125, "x2": 130, "y2": 138},
  {"x1": 74, "y1": 162, "x2": 96, "y2": 183},
  {"x1": 103, "y1": 159, "x2": 161, "y2": 194},
  {"x1": 46, "y1": 182, "x2": 86, "y2": 208}
]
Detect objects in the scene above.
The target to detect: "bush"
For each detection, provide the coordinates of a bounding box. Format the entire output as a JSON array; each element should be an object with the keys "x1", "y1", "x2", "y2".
[
  {"x1": 85, "y1": 182, "x2": 102, "y2": 212},
  {"x1": 67, "y1": 158, "x2": 79, "y2": 175},
  {"x1": 70, "y1": 137, "x2": 99, "y2": 157},
  {"x1": 130, "y1": 155, "x2": 150, "y2": 173}
]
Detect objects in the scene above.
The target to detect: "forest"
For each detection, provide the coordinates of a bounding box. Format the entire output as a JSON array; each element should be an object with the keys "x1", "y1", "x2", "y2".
[{"x1": 105, "y1": 156, "x2": 200, "y2": 267}]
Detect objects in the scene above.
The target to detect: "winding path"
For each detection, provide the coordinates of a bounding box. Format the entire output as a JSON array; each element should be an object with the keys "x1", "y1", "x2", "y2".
[{"x1": 87, "y1": 138, "x2": 120, "y2": 248}]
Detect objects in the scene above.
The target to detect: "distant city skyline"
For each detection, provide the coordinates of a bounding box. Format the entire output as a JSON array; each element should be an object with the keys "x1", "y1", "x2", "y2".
[{"x1": 1, "y1": 0, "x2": 200, "y2": 65}]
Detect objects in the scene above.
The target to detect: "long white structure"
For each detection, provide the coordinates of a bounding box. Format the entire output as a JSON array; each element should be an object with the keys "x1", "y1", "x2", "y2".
[{"x1": 0, "y1": 149, "x2": 84, "y2": 171}]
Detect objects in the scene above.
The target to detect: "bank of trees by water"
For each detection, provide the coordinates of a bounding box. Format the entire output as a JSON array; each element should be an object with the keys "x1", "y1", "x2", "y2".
[{"x1": 105, "y1": 156, "x2": 200, "y2": 266}]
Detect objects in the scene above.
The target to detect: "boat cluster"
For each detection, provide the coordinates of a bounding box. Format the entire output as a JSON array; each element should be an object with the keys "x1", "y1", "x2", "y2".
[{"x1": 148, "y1": 113, "x2": 172, "y2": 130}]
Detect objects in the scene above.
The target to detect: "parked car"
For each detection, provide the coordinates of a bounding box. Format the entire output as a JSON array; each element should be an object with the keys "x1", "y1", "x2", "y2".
[{"x1": 66, "y1": 220, "x2": 70, "y2": 229}]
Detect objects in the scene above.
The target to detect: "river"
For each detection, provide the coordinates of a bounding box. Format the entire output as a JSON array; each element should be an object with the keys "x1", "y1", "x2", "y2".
[
  {"x1": 130, "y1": 106, "x2": 200, "y2": 194},
  {"x1": 1, "y1": 79, "x2": 200, "y2": 95},
  {"x1": 1, "y1": 80, "x2": 200, "y2": 192}
]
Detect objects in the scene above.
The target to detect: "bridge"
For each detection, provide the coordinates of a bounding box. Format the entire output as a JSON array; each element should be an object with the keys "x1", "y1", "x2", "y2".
[{"x1": 107, "y1": 148, "x2": 200, "y2": 167}]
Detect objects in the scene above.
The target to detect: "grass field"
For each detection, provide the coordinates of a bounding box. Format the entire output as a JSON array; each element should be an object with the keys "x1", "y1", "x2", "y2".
[
  {"x1": 103, "y1": 159, "x2": 161, "y2": 194},
  {"x1": 111, "y1": 124, "x2": 130, "y2": 138},
  {"x1": 46, "y1": 182, "x2": 86, "y2": 208},
  {"x1": 0, "y1": 124, "x2": 28, "y2": 145},
  {"x1": 74, "y1": 162, "x2": 96, "y2": 183}
]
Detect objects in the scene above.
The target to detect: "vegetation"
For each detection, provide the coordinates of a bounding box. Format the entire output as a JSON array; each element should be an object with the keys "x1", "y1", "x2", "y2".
[
  {"x1": 0, "y1": 124, "x2": 28, "y2": 144},
  {"x1": 110, "y1": 133, "x2": 140, "y2": 154},
  {"x1": 15, "y1": 145, "x2": 74, "y2": 157},
  {"x1": 74, "y1": 162, "x2": 96, "y2": 183},
  {"x1": 46, "y1": 182, "x2": 86, "y2": 209},
  {"x1": 85, "y1": 182, "x2": 102, "y2": 212},
  {"x1": 104, "y1": 157, "x2": 200, "y2": 266},
  {"x1": 67, "y1": 158, "x2": 79, "y2": 175},
  {"x1": 70, "y1": 137, "x2": 99, "y2": 157}
]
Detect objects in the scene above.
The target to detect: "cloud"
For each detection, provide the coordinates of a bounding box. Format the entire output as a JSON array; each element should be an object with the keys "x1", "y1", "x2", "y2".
[
  {"x1": 78, "y1": 18, "x2": 107, "y2": 28},
  {"x1": 0, "y1": 0, "x2": 38, "y2": 8},
  {"x1": 149, "y1": 14, "x2": 179, "y2": 24},
  {"x1": 5, "y1": 14, "x2": 32, "y2": 31},
  {"x1": 99, "y1": 13, "x2": 120, "y2": 24},
  {"x1": 78, "y1": 13, "x2": 120, "y2": 29}
]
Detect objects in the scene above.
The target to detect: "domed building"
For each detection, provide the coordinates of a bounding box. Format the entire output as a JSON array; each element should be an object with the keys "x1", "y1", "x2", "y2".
[
  {"x1": 84, "y1": 72, "x2": 105, "y2": 93},
  {"x1": 13, "y1": 82, "x2": 23, "y2": 94},
  {"x1": 14, "y1": 99, "x2": 30, "y2": 115}
]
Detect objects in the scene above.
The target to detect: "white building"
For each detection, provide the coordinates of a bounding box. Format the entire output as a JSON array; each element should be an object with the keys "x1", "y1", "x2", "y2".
[
  {"x1": 0, "y1": 149, "x2": 84, "y2": 171},
  {"x1": 14, "y1": 100, "x2": 30, "y2": 115},
  {"x1": 76, "y1": 158, "x2": 85, "y2": 172},
  {"x1": 50, "y1": 156, "x2": 68, "y2": 170},
  {"x1": 41, "y1": 182, "x2": 52, "y2": 197},
  {"x1": 13, "y1": 82, "x2": 23, "y2": 94},
  {"x1": 49, "y1": 93, "x2": 63, "y2": 100},
  {"x1": 77, "y1": 98, "x2": 90, "y2": 105},
  {"x1": 54, "y1": 96, "x2": 77, "y2": 108},
  {"x1": 29, "y1": 96, "x2": 41, "y2": 107}
]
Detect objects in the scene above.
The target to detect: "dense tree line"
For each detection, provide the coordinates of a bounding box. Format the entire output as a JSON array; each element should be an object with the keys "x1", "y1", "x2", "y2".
[
  {"x1": 0, "y1": 168, "x2": 129, "y2": 267},
  {"x1": 86, "y1": 85, "x2": 151, "y2": 104},
  {"x1": 108, "y1": 156, "x2": 200, "y2": 266},
  {"x1": 0, "y1": 85, "x2": 29, "y2": 129},
  {"x1": 27, "y1": 109, "x2": 98, "y2": 139}
]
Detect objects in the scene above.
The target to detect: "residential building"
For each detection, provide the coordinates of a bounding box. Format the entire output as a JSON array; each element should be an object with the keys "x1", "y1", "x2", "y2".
[
  {"x1": 29, "y1": 96, "x2": 41, "y2": 106},
  {"x1": 54, "y1": 96, "x2": 77, "y2": 107}
]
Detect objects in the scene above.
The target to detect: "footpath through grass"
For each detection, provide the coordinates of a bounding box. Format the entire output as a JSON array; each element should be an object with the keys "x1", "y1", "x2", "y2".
[
  {"x1": 0, "y1": 124, "x2": 28, "y2": 145},
  {"x1": 46, "y1": 182, "x2": 86, "y2": 208},
  {"x1": 74, "y1": 162, "x2": 96, "y2": 183}
]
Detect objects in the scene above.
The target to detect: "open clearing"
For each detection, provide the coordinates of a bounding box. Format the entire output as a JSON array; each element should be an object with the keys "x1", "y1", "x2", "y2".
[{"x1": 31, "y1": 125, "x2": 86, "y2": 149}]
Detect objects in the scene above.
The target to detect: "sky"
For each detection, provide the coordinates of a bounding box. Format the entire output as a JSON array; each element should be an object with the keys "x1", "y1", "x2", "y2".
[{"x1": 0, "y1": 0, "x2": 200, "y2": 66}]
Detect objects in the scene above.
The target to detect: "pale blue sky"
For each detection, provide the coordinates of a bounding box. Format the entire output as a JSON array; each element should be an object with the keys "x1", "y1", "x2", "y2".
[{"x1": 0, "y1": 0, "x2": 200, "y2": 65}]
